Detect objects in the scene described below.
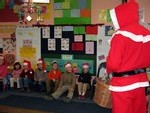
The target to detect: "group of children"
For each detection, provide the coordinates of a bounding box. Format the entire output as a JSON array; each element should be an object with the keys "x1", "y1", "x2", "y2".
[{"x1": 0, "y1": 55, "x2": 92, "y2": 102}]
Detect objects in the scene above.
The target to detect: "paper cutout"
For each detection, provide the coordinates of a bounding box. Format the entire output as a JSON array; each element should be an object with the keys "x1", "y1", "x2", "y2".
[
  {"x1": 85, "y1": 35, "x2": 97, "y2": 41},
  {"x1": 23, "y1": 39, "x2": 32, "y2": 47},
  {"x1": 70, "y1": 0, "x2": 78, "y2": 9},
  {"x1": 62, "y1": 2, "x2": 70, "y2": 9},
  {"x1": 74, "y1": 26, "x2": 85, "y2": 34},
  {"x1": 72, "y1": 43, "x2": 84, "y2": 51},
  {"x1": 61, "y1": 38, "x2": 69, "y2": 51},
  {"x1": 85, "y1": 42, "x2": 94, "y2": 54},
  {"x1": 63, "y1": 10, "x2": 70, "y2": 17},
  {"x1": 62, "y1": 26, "x2": 73, "y2": 31},
  {"x1": 48, "y1": 39, "x2": 56, "y2": 51},
  {"x1": 86, "y1": 26, "x2": 98, "y2": 34},
  {"x1": 98, "y1": 55, "x2": 105, "y2": 61},
  {"x1": 54, "y1": 3, "x2": 62, "y2": 9},
  {"x1": 42, "y1": 27, "x2": 50, "y2": 38},
  {"x1": 54, "y1": 26, "x2": 62, "y2": 38},
  {"x1": 54, "y1": 10, "x2": 63, "y2": 17},
  {"x1": 0, "y1": 25, "x2": 16, "y2": 34},
  {"x1": 105, "y1": 26, "x2": 115, "y2": 36},
  {"x1": 61, "y1": 54, "x2": 73, "y2": 60},
  {"x1": 74, "y1": 35, "x2": 83, "y2": 42},
  {"x1": 71, "y1": 9, "x2": 80, "y2": 17},
  {"x1": 81, "y1": 9, "x2": 91, "y2": 17}
]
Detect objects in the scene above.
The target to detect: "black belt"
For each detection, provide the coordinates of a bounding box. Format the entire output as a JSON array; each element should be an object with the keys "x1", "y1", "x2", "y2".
[{"x1": 113, "y1": 68, "x2": 146, "y2": 77}]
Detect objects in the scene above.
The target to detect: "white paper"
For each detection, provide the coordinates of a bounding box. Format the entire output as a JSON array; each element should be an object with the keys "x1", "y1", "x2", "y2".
[
  {"x1": 63, "y1": 26, "x2": 73, "y2": 31},
  {"x1": 61, "y1": 38, "x2": 69, "y2": 51},
  {"x1": 74, "y1": 35, "x2": 83, "y2": 42},
  {"x1": 23, "y1": 39, "x2": 32, "y2": 47},
  {"x1": 85, "y1": 42, "x2": 94, "y2": 54},
  {"x1": 54, "y1": 26, "x2": 62, "y2": 38},
  {"x1": 48, "y1": 39, "x2": 56, "y2": 51},
  {"x1": 42, "y1": 27, "x2": 50, "y2": 38}
]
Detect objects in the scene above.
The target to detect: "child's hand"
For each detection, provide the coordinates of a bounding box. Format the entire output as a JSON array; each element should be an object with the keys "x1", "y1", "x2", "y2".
[
  {"x1": 25, "y1": 75, "x2": 28, "y2": 78},
  {"x1": 52, "y1": 79, "x2": 55, "y2": 82}
]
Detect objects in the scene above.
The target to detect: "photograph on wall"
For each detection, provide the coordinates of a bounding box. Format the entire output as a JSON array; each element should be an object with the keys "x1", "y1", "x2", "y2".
[
  {"x1": 54, "y1": 26, "x2": 62, "y2": 38},
  {"x1": 42, "y1": 27, "x2": 50, "y2": 38}
]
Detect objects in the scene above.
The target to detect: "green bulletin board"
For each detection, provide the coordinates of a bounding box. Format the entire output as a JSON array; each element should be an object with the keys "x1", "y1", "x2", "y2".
[{"x1": 54, "y1": 0, "x2": 91, "y2": 25}]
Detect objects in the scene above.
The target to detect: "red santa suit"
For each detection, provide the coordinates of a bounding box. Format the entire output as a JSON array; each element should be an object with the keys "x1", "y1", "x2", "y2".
[{"x1": 107, "y1": 0, "x2": 150, "y2": 113}]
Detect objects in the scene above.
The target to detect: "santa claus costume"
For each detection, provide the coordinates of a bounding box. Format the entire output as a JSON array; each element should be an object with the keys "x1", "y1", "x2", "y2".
[{"x1": 107, "y1": 0, "x2": 150, "y2": 113}]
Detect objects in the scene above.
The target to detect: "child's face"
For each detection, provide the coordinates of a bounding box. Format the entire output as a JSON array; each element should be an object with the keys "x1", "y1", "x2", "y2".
[
  {"x1": 23, "y1": 65, "x2": 28, "y2": 70},
  {"x1": 15, "y1": 65, "x2": 20, "y2": 70},
  {"x1": 66, "y1": 66, "x2": 72, "y2": 73},
  {"x1": 52, "y1": 63, "x2": 58, "y2": 70},
  {"x1": 0, "y1": 59, "x2": 4, "y2": 66},
  {"x1": 83, "y1": 68, "x2": 89, "y2": 74},
  {"x1": 37, "y1": 63, "x2": 43, "y2": 69}
]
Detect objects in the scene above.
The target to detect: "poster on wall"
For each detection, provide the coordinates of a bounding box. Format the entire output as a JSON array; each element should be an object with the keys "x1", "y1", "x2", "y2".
[
  {"x1": 16, "y1": 27, "x2": 41, "y2": 69},
  {"x1": 42, "y1": 27, "x2": 50, "y2": 38},
  {"x1": 61, "y1": 38, "x2": 69, "y2": 51},
  {"x1": 3, "y1": 38, "x2": 16, "y2": 54},
  {"x1": 48, "y1": 39, "x2": 56, "y2": 51}
]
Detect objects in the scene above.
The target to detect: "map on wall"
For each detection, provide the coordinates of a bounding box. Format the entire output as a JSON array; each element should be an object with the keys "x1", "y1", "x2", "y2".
[{"x1": 54, "y1": 0, "x2": 91, "y2": 24}]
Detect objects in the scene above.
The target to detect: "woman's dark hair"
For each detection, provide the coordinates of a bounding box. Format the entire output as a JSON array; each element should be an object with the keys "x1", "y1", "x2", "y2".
[{"x1": 14, "y1": 62, "x2": 22, "y2": 70}]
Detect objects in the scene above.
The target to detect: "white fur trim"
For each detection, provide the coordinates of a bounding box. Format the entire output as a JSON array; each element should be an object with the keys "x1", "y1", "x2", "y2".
[
  {"x1": 44, "y1": 70, "x2": 47, "y2": 72},
  {"x1": 65, "y1": 63, "x2": 72, "y2": 68},
  {"x1": 23, "y1": 62, "x2": 28, "y2": 66},
  {"x1": 110, "y1": 9, "x2": 120, "y2": 30},
  {"x1": 30, "y1": 71, "x2": 32, "y2": 74},
  {"x1": 83, "y1": 65, "x2": 89, "y2": 69},
  {"x1": 109, "y1": 81, "x2": 149, "y2": 92},
  {"x1": 110, "y1": 30, "x2": 150, "y2": 43},
  {"x1": 37, "y1": 60, "x2": 43, "y2": 64}
]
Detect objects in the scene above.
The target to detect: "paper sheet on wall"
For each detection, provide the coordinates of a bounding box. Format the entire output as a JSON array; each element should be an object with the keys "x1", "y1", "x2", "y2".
[
  {"x1": 43, "y1": 3, "x2": 51, "y2": 19},
  {"x1": 3, "y1": 38, "x2": 16, "y2": 54},
  {"x1": 54, "y1": 26, "x2": 62, "y2": 38},
  {"x1": 74, "y1": 26, "x2": 85, "y2": 34},
  {"x1": 42, "y1": 27, "x2": 50, "y2": 38},
  {"x1": 85, "y1": 42, "x2": 94, "y2": 54},
  {"x1": 61, "y1": 38, "x2": 69, "y2": 51},
  {"x1": 54, "y1": 10, "x2": 63, "y2": 17},
  {"x1": 23, "y1": 39, "x2": 32, "y2": 47},
  {"x1": 72, "y1": 43, "x2": 84, "y2": 51},
  {"x1": 71, "y1": 9, "x2": 80, "y2": 17},
  {"x1": 85, "y1": 35, "x2": 97, "y2": 41},
  {"x1": 54, "y1": 3, "x2": 62, "y2": 9},
  {"x1": 20, "y1": 47, "x2": 36, "y2": 57},
  {"x1": 62, "y1": 2, "x2": 70, "y2": 9},
  {"x1": 74, "y1": 35, "x2": 83, "y2": 42},
  {"x1": 62, "y1": 26, "x2": 73, "y2": 31},
  {"x1": 79, "y1": 0, "x2": 87, "y2": 9},
  {"x1": 99, "y1": 9, "x2": 107, "y2": 22},
  {"x1": 61, "y1": 54, "x2": 73, "y2": 60},
  {"x1": 48, "y1": 39, "x2": 56, "y2": 51}
]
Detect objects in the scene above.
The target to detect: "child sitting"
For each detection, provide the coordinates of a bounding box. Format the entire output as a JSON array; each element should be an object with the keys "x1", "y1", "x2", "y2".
[
  {"x1": 34, "y1": 59, "x2": 47, "y2": 92},
  {"x1": 46, "y1": 61, "x2": 62, "y2": 94},
  {"x1": 78, "y1": 63, "x2": 91, "y2": 100},
  {"x1": 45, "y1": 62, "x2": 76, "y2": 103},
  {"x1": 19, "y1": 60, "x2": 34, "y2": 93},
  {"x1": 10, "y1": 62, "x2": 22, "y2": 90},
  {"x1": 0, "y1": 55, "x2": 8, "y2": 91}
]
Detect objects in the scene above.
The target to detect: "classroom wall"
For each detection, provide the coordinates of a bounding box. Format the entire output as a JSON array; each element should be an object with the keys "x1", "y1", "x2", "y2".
[{"x1": 0, "y1": 0, "x2": 150, "y2": 38}]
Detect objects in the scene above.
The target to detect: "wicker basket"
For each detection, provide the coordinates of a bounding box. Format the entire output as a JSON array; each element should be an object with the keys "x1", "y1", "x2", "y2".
[{"x1": 93, "y1": 78, "x2": 112, "y2": 109}]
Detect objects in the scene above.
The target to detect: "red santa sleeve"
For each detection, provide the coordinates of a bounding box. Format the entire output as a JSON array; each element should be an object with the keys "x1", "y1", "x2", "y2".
[{"x1": 106, "y1": 35, "x2": 125, "y2": 73}]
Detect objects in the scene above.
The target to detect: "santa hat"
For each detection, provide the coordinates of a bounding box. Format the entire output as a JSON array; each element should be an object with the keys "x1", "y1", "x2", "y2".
[
  {"x1": 37, "y1": 58, "x2": 47, "y2": 72},
  {"x1": 82, "y1": 63, "x2": 89, "y2": 69},
  {"x1": 65, "y1": 62, "x2": 72, "y2": 68},
  {"x1": 23, "y1": 60, "x2": 33, "y2": 74}
]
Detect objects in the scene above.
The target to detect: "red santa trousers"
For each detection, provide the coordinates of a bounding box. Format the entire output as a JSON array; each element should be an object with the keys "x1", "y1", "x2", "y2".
[{"x1": 111, "y1": 87, "x2": 146, "y2": 113}]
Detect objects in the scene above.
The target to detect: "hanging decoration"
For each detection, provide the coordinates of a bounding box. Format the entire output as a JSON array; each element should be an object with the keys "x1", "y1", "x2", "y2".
[{"x1": 13, "y1": 2, "x2": 46, "y2": 24}]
